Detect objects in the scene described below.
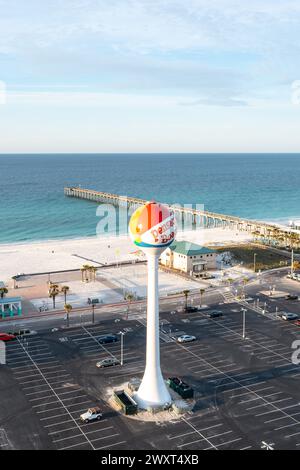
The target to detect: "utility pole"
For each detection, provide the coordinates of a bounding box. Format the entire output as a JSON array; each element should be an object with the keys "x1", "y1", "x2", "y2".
[
  {"x1": 291, "y1": 249, "x2": 294, "y2": 275},
  {"x1": 254, "y1": 253, "x2": 257, "y2": 273}
]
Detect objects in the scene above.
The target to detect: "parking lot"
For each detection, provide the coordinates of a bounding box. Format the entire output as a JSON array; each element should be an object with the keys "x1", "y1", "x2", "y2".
[{"x1": 1, "y1": 292, "x2": 300, "y2": 450}]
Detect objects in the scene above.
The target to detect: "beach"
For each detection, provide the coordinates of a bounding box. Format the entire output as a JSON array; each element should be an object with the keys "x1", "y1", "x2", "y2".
[{"x1": 0, "y1": 227, "x2": 252, "y2": 284}]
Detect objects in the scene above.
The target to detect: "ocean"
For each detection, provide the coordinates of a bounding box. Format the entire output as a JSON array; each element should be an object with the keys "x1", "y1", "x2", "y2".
[{"x1": 0, "y1": 153, "x2": 299, "y2": 244}]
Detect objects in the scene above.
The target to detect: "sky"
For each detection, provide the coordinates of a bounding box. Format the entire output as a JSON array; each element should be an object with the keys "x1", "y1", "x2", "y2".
[{"x1": 0, "y1": 0, "x2": 300, "y2": 153}]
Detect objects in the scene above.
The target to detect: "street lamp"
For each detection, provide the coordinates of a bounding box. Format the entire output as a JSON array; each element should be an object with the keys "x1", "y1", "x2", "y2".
[
  {"x1": 119, "y1": 331, "x2": 126, "y2": 366},
  {"x1": 92, "y1": 303, "x2": 95, "y2": 324},
  {"x1": 241, "y1": 308, "x2": 247, "y2": 339}
]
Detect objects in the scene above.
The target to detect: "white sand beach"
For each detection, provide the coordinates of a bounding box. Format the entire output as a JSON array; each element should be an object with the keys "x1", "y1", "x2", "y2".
[{"x1": 0, "y1": 227, "x2": 252, "y2": 283}]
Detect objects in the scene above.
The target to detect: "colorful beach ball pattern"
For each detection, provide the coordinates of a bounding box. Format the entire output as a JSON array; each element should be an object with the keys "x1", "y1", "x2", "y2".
[{"x1": 129, "y1": 201, "x2": 176, "y2": 248}]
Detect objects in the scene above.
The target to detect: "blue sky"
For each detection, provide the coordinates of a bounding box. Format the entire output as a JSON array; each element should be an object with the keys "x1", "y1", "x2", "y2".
[{"x1": 0, "y1": 0, "x2": 300, "y2": 153}]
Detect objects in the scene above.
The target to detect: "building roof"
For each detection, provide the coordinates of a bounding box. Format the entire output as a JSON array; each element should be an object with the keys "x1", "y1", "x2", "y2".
[
  {"x1": 0, "y1": 297, "x2": 22, "y2": 304},
  {"x1": 169, "y1": 241, "x2": 216, "y2": 256}
]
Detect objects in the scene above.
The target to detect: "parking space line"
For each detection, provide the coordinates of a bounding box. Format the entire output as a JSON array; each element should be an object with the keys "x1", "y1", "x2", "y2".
[
  {"x1": 95, "y1": 440, "x2": 127, "y2": 450},
  {"x1": 15, "y1": 338, "x2": 96, "y2": 450}
]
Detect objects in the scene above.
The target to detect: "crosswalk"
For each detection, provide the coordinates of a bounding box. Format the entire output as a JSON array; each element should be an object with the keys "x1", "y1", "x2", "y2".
[
  {"x1": 137, "y1": 318, "x2": 175, "y2": 343},
  {"x1": 221, "y1": 290, "x2": 236, "y2": 303}
]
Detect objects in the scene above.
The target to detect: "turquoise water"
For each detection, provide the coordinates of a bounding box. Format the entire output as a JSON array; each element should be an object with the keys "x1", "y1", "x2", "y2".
[{"x1": 0, "y1": 153, "x2": 299, "y2": 244}]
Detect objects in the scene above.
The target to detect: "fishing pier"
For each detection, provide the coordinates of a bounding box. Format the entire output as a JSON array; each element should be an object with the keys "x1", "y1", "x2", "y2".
[{"x1": 64, "y1": 186, "x2": 297, "y2": 240}]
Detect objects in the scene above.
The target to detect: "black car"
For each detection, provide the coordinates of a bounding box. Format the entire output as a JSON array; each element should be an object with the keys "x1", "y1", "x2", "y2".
[
  {"x1": 185, "y1": 306, "x2": 198, "y2": 313},
  {"x1": 208, "y1": 311, "x2": 223, "y2": 318},
  {"x1": 285, "y1": 294, "x2": 299, "y2": 301},
  {"x1": 96, "y1": 334, "x2": 118, "y2": 344}
]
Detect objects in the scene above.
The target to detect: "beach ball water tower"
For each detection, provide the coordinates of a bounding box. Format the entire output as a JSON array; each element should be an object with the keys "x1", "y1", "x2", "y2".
[{"x1": 129, "y1": 201, "x2": 176, "y2": 409}]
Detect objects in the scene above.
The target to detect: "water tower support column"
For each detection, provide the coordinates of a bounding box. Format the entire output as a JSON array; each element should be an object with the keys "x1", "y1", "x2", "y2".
[{"x1": 135, "y1": 254, "x2": 171, "y2": 409}]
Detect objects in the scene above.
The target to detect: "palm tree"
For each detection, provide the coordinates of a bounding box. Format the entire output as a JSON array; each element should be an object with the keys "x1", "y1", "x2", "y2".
[
  {"x1": 61, "y1": 286, "x2": 70, "y2": 304},
  {"x1": 90, "y1": 266, "x2": 98, "y2": 282},
  {"x1": 49, "y1": 284, "x2": 60, "y2": 309},
  {"x1": 64, "y1": 304, "x2": 73, "y2": 327},
  {"x1": 288, "y1": 232, "x2": 300, "y2": 251},
  {"x1": 271, "y1": 227, "x2": 281, "y2": 246},
  {"x1": 81, "y1": 264, "x2": 91, "y2": 282},
  {"x1": 252, "y1": 230, "x2": 261, "y2": 242},
  {"x1": 183, "y1": 289, "x2": 190, "y2": 311},
  {"x1": 0, "y1": 287, "x2": 8, "y2": 299},
  {"x1": 124, "y1": 292, "x2": 134, "y2": 320},
  {"x1": 80, "y1": 267, "x2": 86, "y2": 282},
  {"x1": 199, "y1": 288, "x2": 206, "y2": 308}
]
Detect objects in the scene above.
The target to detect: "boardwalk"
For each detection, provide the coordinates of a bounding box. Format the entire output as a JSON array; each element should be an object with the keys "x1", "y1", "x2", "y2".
[{"x1": 64, "y1": 187, "x2": 299, "y2": 242}]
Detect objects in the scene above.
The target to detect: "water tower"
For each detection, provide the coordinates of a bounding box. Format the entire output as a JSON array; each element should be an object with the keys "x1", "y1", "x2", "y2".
[{"x1": 129, "y1": 201, "x2": 176, "y2": 408}]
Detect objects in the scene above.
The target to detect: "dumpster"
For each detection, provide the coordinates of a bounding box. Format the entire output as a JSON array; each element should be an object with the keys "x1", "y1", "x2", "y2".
[
  {"x1": 167, "y1": 377, "x2": 194, "y2": 399},
  {"x1": 114, "y1": 390, "x2": 138, "y2": 415}
]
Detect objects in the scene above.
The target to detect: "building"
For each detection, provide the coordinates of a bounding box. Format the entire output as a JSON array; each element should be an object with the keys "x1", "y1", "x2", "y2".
[
  {"x1": 160, "y1": 241, "x2": 217, "y2": 276},
  {"x1": 0, "y1": 297, "x2": 22, "y2": 319}
]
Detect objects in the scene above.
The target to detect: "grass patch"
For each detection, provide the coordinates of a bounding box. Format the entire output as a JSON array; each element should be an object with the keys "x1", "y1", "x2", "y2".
[{"x1": 210, "y1": 244, "x2": 290, "y2": 271}]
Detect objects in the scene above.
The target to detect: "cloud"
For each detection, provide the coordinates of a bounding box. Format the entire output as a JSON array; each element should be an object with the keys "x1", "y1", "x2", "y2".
[
  {"x1": 1, "y1": 0, "x2": 300, "y2": 54},
  {"x1": 0, "y1": 1, "x2": 300, "y2": 108}
]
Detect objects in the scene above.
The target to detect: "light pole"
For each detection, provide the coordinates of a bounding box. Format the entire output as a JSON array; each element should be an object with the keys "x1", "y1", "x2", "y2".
[
  {"x1": 129, "y1": 201, "x2": 176, "y2": 409},
  {"x1": 92, "y1": 303, "x2": 95, "y2": 324},
  {"x1": 291, "y1": 249, "x2": 294, "y2": 275},
  {"x1": 119, "y1": 331, "x2": 125, "y2": 366},
  {"x1": 241, "y1": 308, "x2": 247, "y2": 339},
  {"x1": 254, "y1": 253, "x2": 257, "y2": 273}
]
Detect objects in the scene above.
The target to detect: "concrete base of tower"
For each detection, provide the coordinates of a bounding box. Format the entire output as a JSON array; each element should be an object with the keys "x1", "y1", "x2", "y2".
[{"x1": 134, "y1": 373, "x2": 172, "y2": 410}]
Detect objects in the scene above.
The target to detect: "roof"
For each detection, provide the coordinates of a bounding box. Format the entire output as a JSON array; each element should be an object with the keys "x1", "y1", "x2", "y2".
[
  {"x1": 168, "y1": 241, "x2": 216, "y2": 256},
  {"x1": 0, "y1": 297, "x2": 22, "y2": 304}
]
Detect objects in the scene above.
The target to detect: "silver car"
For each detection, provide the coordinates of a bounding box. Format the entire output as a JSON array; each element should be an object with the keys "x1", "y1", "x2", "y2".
[
  {"x1": 176, "y1": 335, "x2": 196, "y2": 343},
  {"x1": 96, "y1": 357, "x2": 119, "y2": 368}
]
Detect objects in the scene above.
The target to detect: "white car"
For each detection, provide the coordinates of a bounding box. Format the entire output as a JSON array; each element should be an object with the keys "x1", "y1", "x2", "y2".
[
  {"x1": 80, "y1": 407, "x2": 102, "y2": 423},
  {"x1": 282, "y1": 313, "x2": 298, "y2": 321},
  {"x1": 176, "y1": 335, "x2": 196, "y2": 343}
]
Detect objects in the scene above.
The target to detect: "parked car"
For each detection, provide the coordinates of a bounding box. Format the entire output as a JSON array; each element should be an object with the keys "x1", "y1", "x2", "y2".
[
  {"x1": 80, "y1": 407, "x2": 102, "y2": 423},
  {"x1": 0, "y1": 332, "x2": 16, "y2": 342},
  {"x1": 293, "y1": 320, "x2": 300, "y2": 327},
  {"x1": 96, "y1": 334, "x2": 118, "y2": 344},
  {"x1": 208, "y1": 310, "x2": 223, "y2": 318},
  {"x1": 185, "y1": 306, "x2": 198, "y2": 313},
  {"x1": 96, "y1": 357, "x2": 119, "y2": 368},
  {"x1": 176, "y1": 335, "x2": 196, "y2": 343},
  {"x1": 8, "y1": 329, "x2": 37, "y2": 337},
  {"x1": 281, "y1": 313, "x2": 299, "y2": 321},
  {"x1": 285, "y1": 294, "x2": 299, "y2": 301}
]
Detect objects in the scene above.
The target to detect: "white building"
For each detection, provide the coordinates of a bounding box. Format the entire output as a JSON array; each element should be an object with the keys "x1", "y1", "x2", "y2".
[{"x1": 160, "y1": 241, "x2": 217, "y2": 276}]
